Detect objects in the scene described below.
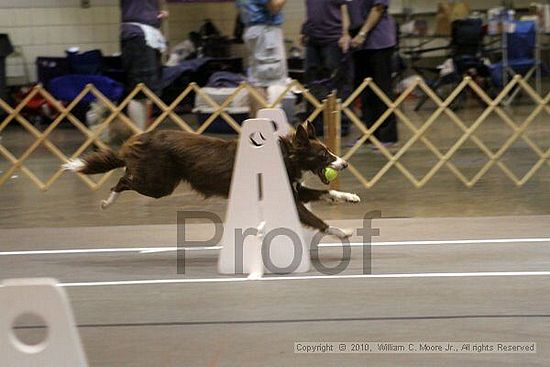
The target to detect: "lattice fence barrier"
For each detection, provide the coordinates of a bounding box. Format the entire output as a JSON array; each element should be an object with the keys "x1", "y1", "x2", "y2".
[
  {"x1": 0, "y1": 76, "x2": 548, "y2": 191},
  {"x1": 339, "y1": 75, "x2": 549, "y2": 188},
  {"x1": 0, "y1": 80, "x2": 323, "y2": 191}
]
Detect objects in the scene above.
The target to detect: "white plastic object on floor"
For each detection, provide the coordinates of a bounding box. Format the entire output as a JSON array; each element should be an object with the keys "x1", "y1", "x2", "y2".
[
  {"x1": 0, "y1": 278, "x2": 88, "y2": 367},
  {"x1": 218, "y1": 117, "x2": 310, "y2": 275}
]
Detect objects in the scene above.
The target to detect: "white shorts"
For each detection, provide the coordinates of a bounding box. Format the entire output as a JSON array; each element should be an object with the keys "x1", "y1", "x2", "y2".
[{"x1": 243, "y1": 25, "x2": 288, "y2": 87}]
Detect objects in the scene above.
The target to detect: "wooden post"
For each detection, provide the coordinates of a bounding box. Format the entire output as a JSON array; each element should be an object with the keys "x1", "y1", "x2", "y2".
[{"x1": 323, "y1": 92, "x2": 341, "y2": 190}]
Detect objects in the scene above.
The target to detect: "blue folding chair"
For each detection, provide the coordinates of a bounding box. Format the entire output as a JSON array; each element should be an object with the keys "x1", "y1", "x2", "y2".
[{"x1": 489, "y1": 20, "x2": 542, "y2": 104}]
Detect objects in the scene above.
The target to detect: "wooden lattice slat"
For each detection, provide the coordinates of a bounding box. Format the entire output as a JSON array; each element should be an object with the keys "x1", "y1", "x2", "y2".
[{"x1": 0, "y1": 77, "x2": 547, "y2": 191}]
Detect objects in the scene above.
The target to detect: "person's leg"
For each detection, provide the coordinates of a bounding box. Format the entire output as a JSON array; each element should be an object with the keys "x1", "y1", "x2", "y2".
[
  {"x1": 339, "y1": 53, "x2": 354, "y2": 136},
  {"x1": 370, "y1": 47, "x2": 398, "y2": 143},
  {"x1": 121, "y1": 36, "x2": 160, "y2": 95},
  {"x1": 353, "y1": 49, "x2": 378, "y2": 137},
  {"x1": 245, "y1": 25, "x2": 288, "y2": 117},
  {"x1": 321, "y1": 42, "x2": 351, "y2": 135},
  {"x1": 249, "y1": 86, "x2": 267, "y2": 118},
  {"x1": 271, "y1": 25, "x2": 288, "y2": 85},
  {"x1": 121, "y1": 35, "x2": 160, "y2": 130},
  {"x1": 304, "y1": 39, "x2": 329, "y2": 127},
  {"x1": 351, "y1": 49, "x2": 366, "y2": 139},
  {"x1": 243, "y1": 26, "x2": 264, "y2": 117},
  {"x1": 320, "y1": 41, "x2": 343, "y2": 76},
  {"x1": 352, "y1": 49, "x2": 368, "y2": 106},
  {"x1": 304, "y1": 40, "x2": 323, "y2": 84},
  {"x1": 122, "y1": 37, "x2": 146, "y2": 131},
  {"x1": 139, "y1": 47, "x2": 162, "y2": 128}
]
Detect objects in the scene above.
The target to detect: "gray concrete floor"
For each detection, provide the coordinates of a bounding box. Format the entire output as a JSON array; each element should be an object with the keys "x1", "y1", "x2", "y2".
[
  {"x1": 0, "y1": 100, "x2": 549, "y2": 366},
  {"x1": 2, "y1": 217, "x2": 550, "y2": 366}
]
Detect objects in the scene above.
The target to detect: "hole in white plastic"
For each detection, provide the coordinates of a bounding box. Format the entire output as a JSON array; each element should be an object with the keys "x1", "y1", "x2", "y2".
[
  {"x1": 249, "y1": 131, "x2": 266, "y2": 147},
  {"x1": 11, "y1": 313, "x2": 49, "y2": 354}
]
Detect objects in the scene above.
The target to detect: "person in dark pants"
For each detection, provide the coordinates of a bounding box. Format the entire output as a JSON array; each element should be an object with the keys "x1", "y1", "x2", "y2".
[
  {"x1": 301, "y1": 0, "x2": 352, "y2": 135},
  {"x1": 120, "y1": 0, "x2": 168, "y2": 129},
  {"x1": 349, "y1": 0, "x2": 398, "y2": 145}
]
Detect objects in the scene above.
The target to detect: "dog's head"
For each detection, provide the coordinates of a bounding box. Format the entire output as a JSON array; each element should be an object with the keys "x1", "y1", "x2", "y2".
[{"x1": 285, "y1": 121, "x2": 348, "y2": 185}]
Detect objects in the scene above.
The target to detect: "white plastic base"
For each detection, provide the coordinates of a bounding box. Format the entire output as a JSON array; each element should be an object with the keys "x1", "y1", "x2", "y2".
[{"x1": 0, "y1": 278, "x2": 88, "y2": 367}]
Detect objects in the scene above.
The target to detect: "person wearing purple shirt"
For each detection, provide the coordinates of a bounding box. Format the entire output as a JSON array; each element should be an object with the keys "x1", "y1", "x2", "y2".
[
  {"x1": 349, "y1": 0, "x2": 398, "y2": 145},
  {"x1": 301, "y1": 0, "x2": 352, "y2": 135},
  {"x1": 302, "y1": 0, "x2": 349, "y2": 46}
]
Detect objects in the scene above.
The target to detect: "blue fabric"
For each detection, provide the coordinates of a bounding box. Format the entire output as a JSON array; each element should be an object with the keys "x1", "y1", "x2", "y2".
[
  {"x1": 206, "y1": 71, "x2": 246, "y2": 87},
  {"x1": 48, "y1": 75, "x2": 124, "y2": 104},
  {"x1": 160, "y1": 57, "x2": 212, "y2": 90},
  {"x1": 489, "y1": 20, "x2": 537, "y2": 87},
  {"x1": 489, "y1": 59, "x2": 537, "y2": 88},
  {"x1": 507, "y1": 21, "x2": 536, "y2": 60},
  {"x1": 236, "y1": 0, "x2": 284, "y2": 26}
]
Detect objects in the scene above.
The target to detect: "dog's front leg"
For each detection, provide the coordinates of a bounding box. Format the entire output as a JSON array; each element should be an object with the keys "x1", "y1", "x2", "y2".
[
  {"x1": 295, "y1": 201, "x2": 353, "y2": 239},
  {"x1": 298, "y1": 185, "x2": 361, "y2": 204},
  {"x1": 321, "y1": 190, "x2": 361, "y2": 204},
  {"x1": 296, "y1": 200, "x2": 329, "y2": 231},
  {"x1": 296, "y1": 185, "x2": 329, "y2": 203}
]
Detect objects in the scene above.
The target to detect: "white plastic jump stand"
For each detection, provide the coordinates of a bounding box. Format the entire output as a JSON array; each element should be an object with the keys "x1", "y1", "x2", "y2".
[
  {"x1": 257, "y1": 108, "x2": 317, "y2": 253},
  {"x1": 257, "y1": 108, "x2": 292, "y2": 137},
  {"x1": 257, "y1": 108, "x2": 318, "y2": 246},
  {"x1": 0, "y1": 278, "x2": 88, "y2": 367},
  {"x1": 218, "y1": 118, "x2": 311, "y2": 276}
]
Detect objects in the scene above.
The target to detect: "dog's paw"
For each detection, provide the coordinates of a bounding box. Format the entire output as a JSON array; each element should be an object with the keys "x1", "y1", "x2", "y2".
[
  {"x1": 325, "y1": 226, "x2": 354, "y2": 239},
  {"x1": 325, "y1": 190, "x2": 361, "y2": 204},
  {"x1": 342, "y1": 192, "x2": 361, "y2": 203},
  {"x1": 100, "y1": 200, "x2": 110, "y2": 210}
]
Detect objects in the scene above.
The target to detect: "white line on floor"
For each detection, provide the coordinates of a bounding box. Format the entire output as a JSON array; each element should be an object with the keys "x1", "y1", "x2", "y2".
[
  {"x1": 1, "y1": 238, "x2": 550, "y2": 257},
  {"x1": 58, "y1": 271, "x2": 550, "y2": 287}
]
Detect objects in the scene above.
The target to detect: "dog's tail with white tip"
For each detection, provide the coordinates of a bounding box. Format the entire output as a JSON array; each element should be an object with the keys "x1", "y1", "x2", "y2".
[{"x1": 62, "y1": 149, "x2": 125, "y2": 174}]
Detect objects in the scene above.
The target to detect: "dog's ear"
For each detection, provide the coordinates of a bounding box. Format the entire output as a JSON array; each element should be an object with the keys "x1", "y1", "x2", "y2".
[
  {"x1": 294, "y1": 125, "x2": 310, "y2": 147},
  {"x1": 304, "y1": 121, "x2": 316, "y2": 139},
  {"x1": 279, "y1": 137, "x2": 292, "y2": 159}
]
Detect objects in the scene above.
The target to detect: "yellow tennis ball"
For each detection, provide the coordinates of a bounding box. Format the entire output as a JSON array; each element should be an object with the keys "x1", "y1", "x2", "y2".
[{"x1": 323, "y1": 167, "x2": 338, "y2": 182}]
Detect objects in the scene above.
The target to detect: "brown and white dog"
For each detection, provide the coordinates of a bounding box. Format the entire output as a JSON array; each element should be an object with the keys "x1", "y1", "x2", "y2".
[{"x1": 62, "y1": 122, "x2": 360, "y2": 238}]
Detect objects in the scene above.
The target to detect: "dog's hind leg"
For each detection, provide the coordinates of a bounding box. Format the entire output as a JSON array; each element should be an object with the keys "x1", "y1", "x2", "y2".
[
  {"x1": 100, "y1": 175, "x2": 132, "y2": 210},
  {"x1": 101, "y1": 191, "x2": 120, "y2": 210}
]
